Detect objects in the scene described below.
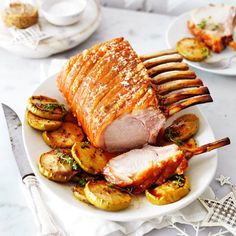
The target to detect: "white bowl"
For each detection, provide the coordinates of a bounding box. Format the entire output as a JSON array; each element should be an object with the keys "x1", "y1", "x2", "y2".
[{"x1": 41, "y1": 0, "x2": 87, "y2": 26}]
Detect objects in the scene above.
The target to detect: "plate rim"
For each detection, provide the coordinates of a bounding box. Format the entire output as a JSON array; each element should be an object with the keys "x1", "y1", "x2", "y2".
[
  {"x1": 165, "y1": 11, "x2": 236, "y2": 76},
  {"x1": 22, "y1": 73, "x2": 218, "y2": 222}
]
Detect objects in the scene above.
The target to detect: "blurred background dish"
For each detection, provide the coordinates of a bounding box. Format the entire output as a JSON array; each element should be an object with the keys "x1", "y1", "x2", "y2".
[
  {"x1": 0, "y1": 0, "x2": 101, "y2": 58},
  {"x1": 100, "y1": 0, "x2": 236, "y2": 16},
  {"x1": 166, "y1": 10, "x2": 236, "y2": 76}
]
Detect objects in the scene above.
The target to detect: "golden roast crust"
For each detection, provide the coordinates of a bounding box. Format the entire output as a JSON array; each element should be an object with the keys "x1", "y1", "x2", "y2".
[{"x1": 57, "y1": 37, "x2": 158, "y2": 148}]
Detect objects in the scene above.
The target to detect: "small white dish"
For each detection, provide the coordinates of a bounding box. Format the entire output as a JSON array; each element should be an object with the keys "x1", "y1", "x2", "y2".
[
  {"x1": 166, "y1": 11, "x2": 236, "y2": 76},
  {"x1": 22, "y1": 73, "x2": 218, "y2": 221},
  {"x1": 41, "y1": 0, "x2": 87, "y2": 26}
]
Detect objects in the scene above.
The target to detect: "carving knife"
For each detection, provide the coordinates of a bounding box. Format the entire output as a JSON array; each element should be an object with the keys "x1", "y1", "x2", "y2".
[{"x1": 2, "y1": 103, "x2": 65, "y2": 236}]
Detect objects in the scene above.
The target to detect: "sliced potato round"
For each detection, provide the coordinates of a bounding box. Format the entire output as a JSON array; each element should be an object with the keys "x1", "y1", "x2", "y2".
[
  {"x1": 176, "y1": 38, "x2": 210, "y2": 62},
  {"x1": 26, "y1": 110, "x2": 62, "y2": 131},
  {"x1": 165, "y1": 114, "x2": 199, "y2": 143},
  {"x1": 38, "y1": 149, "x2": 79, "y2": 182},
  {"x1": 27, "y1": 95, "x2": 67, "y2": 120},
  {"x1": 84, "y1": 180, "x2": 132, "y2": 211},
  {"x1": 73, "y1": 185, "x2": 90, "y2": 204},
  {"x1": 71, "y1": 171, "x2": 103, "y2": 186},
  {"x1": 71, "y1": 142, "x2": 113, "y2": 175},
  {"x1": 42, "y1": 122, "x2": 84, "y2": 148},
  {"x1": 146, "y1": 175, "x2": 190, "y2": 205}
]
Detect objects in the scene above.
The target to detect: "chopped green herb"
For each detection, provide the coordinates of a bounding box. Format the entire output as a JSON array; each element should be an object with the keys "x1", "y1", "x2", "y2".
[
  {"x1": 171, "y1": 175, "x2": 185, "y2": 187},
  {"x1": 175, "y1": 139, "x2": 184, "y2": 146},
  {"x1": 197, "y1": 16, "x2": 219, "y2": 31},
  {"x1": 165, "y1": 127, "x2": 179, "y2": 140},
  {"x1": 77, "y1": 178, "x2": 87, "y2": 187},
  {"x1": 71, "y1": 162, "x2": 79, "y2": 171},
  {"x1": 125, "y1": 186, "x2": 134, "y2": 194},
  {"x1": 197, "y1": 19, "x2": 207, "y2": 29},
  {"x1": 201, "y1": 47, "x2": 209, "y2": 59},
  {"x1": 57, "y1": 152, "x2": 79, "y2": 171},
  {"x1": 165, "y1": 127, "x2": 185, "y2": 146},
  {"x1": 107, "y1": 183, "x2": 115, "y2": 188},
  {"x1": 35, "y1": 102, "x2": 67, "y2": 114},
  {"x1": 80, "y1": 141, "x2": 90, "y2": 149}
]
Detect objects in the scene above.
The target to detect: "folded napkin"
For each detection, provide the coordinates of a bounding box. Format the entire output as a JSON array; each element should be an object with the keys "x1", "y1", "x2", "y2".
[
  {"x1": 38, "y1": 59, "x2": 212, "y2": 236},
  {"x1": 8, "y1": 24, "x2": 51, "y2": 49},
  {"x1": 44, "y1": 187, "x2": 213, "y2": 236}
]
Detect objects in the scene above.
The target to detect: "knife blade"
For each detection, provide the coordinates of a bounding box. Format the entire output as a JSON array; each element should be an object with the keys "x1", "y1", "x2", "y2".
[
  {"x1": 2, "y1": 103, "x2": 33, "y2": 178},
  {"x1": 2, "y1": 103, "x2": 65, "y2": 236}
]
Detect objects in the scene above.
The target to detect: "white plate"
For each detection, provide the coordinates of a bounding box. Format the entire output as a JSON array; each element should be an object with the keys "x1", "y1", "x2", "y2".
[
  {"x1": 23, "y1": 73, "x2": 217, "y2": 221},
  {"x1": 166, "y1": 11, "x2": 236, "y2": 76}
]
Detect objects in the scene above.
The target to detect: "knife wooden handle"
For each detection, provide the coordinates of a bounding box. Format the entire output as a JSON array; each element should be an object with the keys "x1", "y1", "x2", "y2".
[{"x1": 23, "y1": 175, "x2": 66, "y2": 236}]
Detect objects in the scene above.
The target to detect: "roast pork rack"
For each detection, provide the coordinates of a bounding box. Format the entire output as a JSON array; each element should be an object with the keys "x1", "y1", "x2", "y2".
[
  {"x1": 57, "y1": 38, "x2": 212, "y2": 152},
  {"x1": 140, "y1": 49, "x2": 212, "y2": 116}
]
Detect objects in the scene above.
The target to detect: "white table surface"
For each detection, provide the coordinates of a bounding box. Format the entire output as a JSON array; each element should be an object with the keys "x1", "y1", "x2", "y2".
[{"x1": 0, "y1": 7, "x2": 235, "y2": 236}]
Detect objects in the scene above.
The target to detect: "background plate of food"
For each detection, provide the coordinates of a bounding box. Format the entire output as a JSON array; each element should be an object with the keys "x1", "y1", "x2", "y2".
[
  {"x1": 22, "y1": 72, "x2": 219, "y2": 221},
  {"x1": 166, "y1": 5, "x2": 236, "y2": 76}
]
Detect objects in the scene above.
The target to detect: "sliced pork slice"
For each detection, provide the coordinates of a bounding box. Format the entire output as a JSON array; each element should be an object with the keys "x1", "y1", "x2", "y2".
[
  {"x1": 103, "y1": 108, "x2": 166, "y2": 152},
  {"x1": 103, "y1": 138, "x2": 230, "y2": 193},
  {"x1": 103, "y1": 144, "x2": 185, "y2": 192}
]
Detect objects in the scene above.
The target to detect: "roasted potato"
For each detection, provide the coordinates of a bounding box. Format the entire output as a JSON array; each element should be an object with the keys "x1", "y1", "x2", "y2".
[
  {"x1": 38, "y1": 149, "x2": 80, "y2": 182},
  {"x1": 84, "y1": 180, "x2": 132, "y2": 211},
  {"x1": 73, "y1": 185, "x2": 90, "y2": 204},
  {"x1": 164, "y1": 114, "x2": 199, "y2": 143},
  {"x1": 42, "y1": 122, "x2": 84, "y2": 148},
  {"x1": 145, "y1": 175, "x2": 190, "y2": 205},
  {"x1": 26, "y1": 110, "x2": 62, "y2": 131},
  {"x1": 71, "y1": 171, "x2": 103, "y2": 186},
  {"x1": 176, "y1": 38, "x2": 210, "y2": 62},
  {"x1": 71, "y1": 142, "x2": 113, "y2": 175},
  {"x1": 27, "y1": 95, "x2": 67, "y2": 120}
]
